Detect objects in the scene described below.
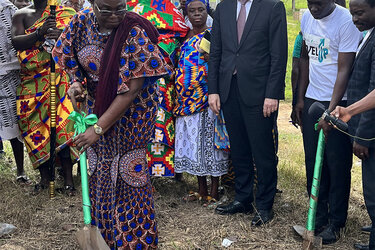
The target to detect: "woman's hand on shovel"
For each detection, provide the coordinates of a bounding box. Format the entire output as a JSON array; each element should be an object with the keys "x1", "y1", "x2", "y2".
[
  {"x1": 74, "y1": 126, "x2": 100, "y2": 153},
  {"x1": 68, "y1": 81, "x2": 86, "y2": 103}
]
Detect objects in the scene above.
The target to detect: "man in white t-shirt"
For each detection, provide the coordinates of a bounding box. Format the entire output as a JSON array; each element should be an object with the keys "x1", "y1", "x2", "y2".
[{"x1": 293, "y1": 0, "x2": 362, "y2": 245}]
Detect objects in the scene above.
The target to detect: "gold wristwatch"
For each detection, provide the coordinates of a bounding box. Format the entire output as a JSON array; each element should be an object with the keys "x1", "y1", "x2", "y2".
[{"x1": 93, "y1": 123, "x2": 104, "y2": 135}]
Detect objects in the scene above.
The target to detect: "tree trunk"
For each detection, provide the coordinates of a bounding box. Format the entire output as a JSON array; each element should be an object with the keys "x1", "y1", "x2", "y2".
[{"x1": 292, "y1": 0, "x2": 295, "y2": 12}]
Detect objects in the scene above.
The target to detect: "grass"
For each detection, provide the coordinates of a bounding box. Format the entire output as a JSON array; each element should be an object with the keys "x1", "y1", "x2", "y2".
[{"x1": 0, "y1": 103, "x2": 368, "y2": 249}]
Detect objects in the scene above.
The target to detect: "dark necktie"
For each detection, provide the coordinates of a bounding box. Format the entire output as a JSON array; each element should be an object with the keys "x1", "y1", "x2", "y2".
[{"x1": 237, "y1": 0, "x2": 248, "y2": 43}]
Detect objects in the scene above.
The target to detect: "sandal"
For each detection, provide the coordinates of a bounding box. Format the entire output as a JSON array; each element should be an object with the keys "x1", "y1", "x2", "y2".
[
  {"x1": 32, "y1": 183, "x2": 48, "y2": 195},
  {"x1": 56, "y1": 185, "x2": 76, "y2": 197},
  {"x1": 16, "y1": 175, "x2": 32, "y2": 186},
  {"x1": 202, "y1": 196, "x2": 218, "y2": 208},
  {"x1": 182, "y1": 191, "x2": 202, "y2": 202}
]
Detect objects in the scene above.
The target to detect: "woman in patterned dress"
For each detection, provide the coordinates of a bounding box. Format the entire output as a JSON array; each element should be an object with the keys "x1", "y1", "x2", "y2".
[
  {"x1": 173, "y1": 0, "x2": 229, "y2": 203},
  {"x1": 52, "y1": 0, "x2": 168, "y2": 248}
]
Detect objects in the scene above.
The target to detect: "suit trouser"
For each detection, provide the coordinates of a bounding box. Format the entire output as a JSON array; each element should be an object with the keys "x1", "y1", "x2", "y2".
[
  {"x1": 302, "y1": 98, "x2": 352, "y2": 228},
  {"x1": 222, "y1": 76, "x2": 277, "y2": 210},
  {"x1": 362, "y1": 147, "x2": 375, "y2": 249}
]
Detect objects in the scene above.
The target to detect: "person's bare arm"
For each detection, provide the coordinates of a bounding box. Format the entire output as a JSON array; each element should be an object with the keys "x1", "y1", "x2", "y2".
[
  {"x1": 11, "y1": 10, "x2": 57, "y2": 51},
  {"x1": 73, "y1": 78, "x2": 145, "y2": 152},
  {"x1": 294, "y1": 40, "x2": 309, "y2": 126},
  {"x1": 328, "y1": 52, "x2": 356, "y2": 112},
  {"x1": 318, "y1": 52, "x2": 356, "y2": 135},
  {"x1": 347, "y1": 90, "x2": 375, "y2": 115},
  {"x1": 290, "y1": 56, "x2": 300, "y2": 125},
  {"x1": 333, "y1": 89, "x2": 375, "y2": 122}
]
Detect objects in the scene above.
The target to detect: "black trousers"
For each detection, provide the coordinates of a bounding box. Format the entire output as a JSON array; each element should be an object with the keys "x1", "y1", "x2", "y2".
[
  {"x1": 302, "y1": 98, "x2": 352, "y2": 228},
  {"x1": 222, "y1": 76, "x2": 277, "y2": 210},
  {"x1": 362, "y1": 147, "x2": 375, "y2": 249}
]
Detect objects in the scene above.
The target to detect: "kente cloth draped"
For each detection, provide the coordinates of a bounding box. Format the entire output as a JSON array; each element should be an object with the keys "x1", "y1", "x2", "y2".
[
  {"x1": 127, "y1": 0, "x2": 188, "y2": 41},
  {"x1": 129, "y1": 0, "x2": 188, "y2": 177},
  {"x1": 53, "y1": 9, "x2": 168, "y2": 249},
  {"x1": 173, "y1": 30, "x2": 209, "y2": 116},
  {"x1": 146, "y1": 77, "x2": 175, "y2": 177},
  {"x1": 0, "y1": 0, "x2": 20, "y2": 140},
  {"x1": 16, "y1": 5, "x2": 78, "y2": 168}
]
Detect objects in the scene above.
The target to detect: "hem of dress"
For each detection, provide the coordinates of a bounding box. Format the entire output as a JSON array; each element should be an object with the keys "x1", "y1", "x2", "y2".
[
  {"x1": 174, "y1": 169, "x2": 227, "y2": 177},
  {"x1": 174, "y1": 159, "x2": 228, "y2": 177},
  {"x1": 0, "y1": 126, "x2": 20, "y2": 140}
]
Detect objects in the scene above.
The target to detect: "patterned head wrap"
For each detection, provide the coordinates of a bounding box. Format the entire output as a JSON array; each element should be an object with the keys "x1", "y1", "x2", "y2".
[{"x1": 185, "y1": 0, "x2": 209, "y2": 11}]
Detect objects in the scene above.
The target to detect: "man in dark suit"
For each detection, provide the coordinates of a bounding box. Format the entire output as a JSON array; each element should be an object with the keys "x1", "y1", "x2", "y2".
[
  {"x1": 208, "y1": 0, "x2": 287, "y2": 226},
  {"x1": 334, "y1": 0, "x2": 375, "y2": 248}
]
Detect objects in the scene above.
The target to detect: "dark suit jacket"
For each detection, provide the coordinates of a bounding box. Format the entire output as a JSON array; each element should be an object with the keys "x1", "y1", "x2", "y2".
[
  {"x1": 208, "y1": 0, "x2": 288, "y2": 106},
  {"x1": 347, "y1": 30, "x2": 375, "y2": 148}
]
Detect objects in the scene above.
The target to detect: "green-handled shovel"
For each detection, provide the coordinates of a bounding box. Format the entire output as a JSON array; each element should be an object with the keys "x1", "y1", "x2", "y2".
[
  {"x1": 293, "y1": 125, "x2": 324, "y2": 249},
  {"x1": 68, "y1": 95, "x2": 109, "y2": 250}
]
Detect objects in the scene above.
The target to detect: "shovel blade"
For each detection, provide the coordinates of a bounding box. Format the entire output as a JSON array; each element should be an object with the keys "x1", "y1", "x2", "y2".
[
  {"x1": 293, "y1": 225, "x2": 305, "y2": 237},
  {"x1": 293, "y1": 225, "x2": 322, "y2": 250},
  {"x1": 76, "y1": 226, "x2": 110, "y2": 250},
  {"x1": 302, "y1": 229, "x2": 322, "y2": 250}
]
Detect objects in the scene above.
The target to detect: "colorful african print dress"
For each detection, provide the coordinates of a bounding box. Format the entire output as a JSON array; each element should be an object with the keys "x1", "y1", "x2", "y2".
[
  {"x1": 53, "y1": 9, "x2": 168, "y2": 249},
  {"x1": 16, "y1": 5, "x2": 78, "y2": 168},
  {"x1": 0, "y1": 0, "x2": 20, "y2": 140},
  {"x1": 173, "y1": 30, "x2": 229, "y2": 177},
  {"x1": 126, "y1": 0, "x2": 189, "y2": 178}
]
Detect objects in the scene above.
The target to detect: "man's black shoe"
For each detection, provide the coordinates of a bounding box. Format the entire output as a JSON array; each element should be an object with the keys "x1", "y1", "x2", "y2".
[
  {"x1": 215, "y1": 201, "x2": 253, "y2": 215},
  {"x1": 361, "y1": 225, "x2": 372, "y2": 234},
  {"x1": 251, "y1": 209, "x2": 274, "y2": 226},
  {"x1": 314, "y1": 225, "x2": 326, "y2": 236},
  {"x1": 318, "y1": 224, "x2": 340, "y2": 244},
  {"x1": 354, "y1": 243, "x2": 369, "y2": 250}
]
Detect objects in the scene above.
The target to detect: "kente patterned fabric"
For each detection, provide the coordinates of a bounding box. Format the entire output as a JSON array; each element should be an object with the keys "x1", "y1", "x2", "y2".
[
  {"x1": 128, "y1": 0, "x2": 187, "y2": 177},
  {"x1": 127, "y1": 0, "x2": 188, "y2": 41},
  {"x1": 214, "y1": 110, "x2": 230, "y2": 151},
  {"x1": 173, "y1": 30, "x2": 210, "y2": 117},
  {"x1": 16, "y1": 5, "x2": 78, "y2": 168},
  {"x1": 53, "y1": 9, "x2": 168, "y2": 249},
  {"x1": 147, "y1": 77, "x2": 175, "y2": 177},
  {"x1": 0, "y1": 0, "x2": 20, "y2": 140}
]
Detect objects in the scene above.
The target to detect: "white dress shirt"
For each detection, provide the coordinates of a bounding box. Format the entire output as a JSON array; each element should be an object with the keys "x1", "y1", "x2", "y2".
[
  {"x1": 357, "y1": 28, "x2": 374, "y2": 57},
  {"x1": 236, "y1": 0, "x2": 252, "y2": 21}
]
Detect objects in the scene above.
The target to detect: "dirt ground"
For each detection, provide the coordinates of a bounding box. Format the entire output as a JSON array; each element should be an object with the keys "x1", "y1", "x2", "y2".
[{"x1": 0, "y1": 102, "x2": 371, "y2": 249}]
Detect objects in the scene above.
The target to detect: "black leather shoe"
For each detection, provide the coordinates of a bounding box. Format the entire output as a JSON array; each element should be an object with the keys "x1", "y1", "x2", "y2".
[
  {"x1": 215, "y1": 201, "x2": 253, "y2": 215},
  {"x1": 314, "y1": 225, "x2": 326, "y2": 236},
  {"x1": 318, "y1": 224, "x2": 340, "y2": 244},
  {"x1": 251, "y1": 209, "x2": 274, "y2": 226},
  {"x1": 354, "y1": 243, "x2": 369, "y2": 250},
  {"x1": 361, "y1": 225, "x2": 372, "y2": 234}
]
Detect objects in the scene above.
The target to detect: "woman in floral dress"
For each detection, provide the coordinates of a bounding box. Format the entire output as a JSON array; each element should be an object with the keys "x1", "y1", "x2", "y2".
[{"x1": 52, "y1": 0, "x2": 168, "y2": 248}]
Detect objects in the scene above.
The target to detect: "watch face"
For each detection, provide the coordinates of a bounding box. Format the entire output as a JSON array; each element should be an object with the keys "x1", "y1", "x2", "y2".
[{"x1": 95, "y1": 125, "x2": 102, "y2": 134}]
